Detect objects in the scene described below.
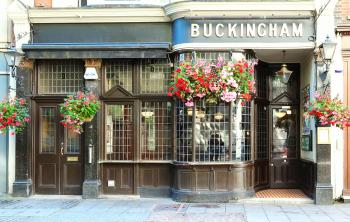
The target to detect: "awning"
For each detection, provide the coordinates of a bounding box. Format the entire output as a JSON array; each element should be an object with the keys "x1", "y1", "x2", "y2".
[{"x1": 22, "y1": 42, "x2": 172, "y2": 59}]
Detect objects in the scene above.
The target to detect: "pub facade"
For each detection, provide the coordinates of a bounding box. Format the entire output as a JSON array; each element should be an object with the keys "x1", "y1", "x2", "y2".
[{"x1": 8, "y1": 0, "x2": 338, "y2": 204}]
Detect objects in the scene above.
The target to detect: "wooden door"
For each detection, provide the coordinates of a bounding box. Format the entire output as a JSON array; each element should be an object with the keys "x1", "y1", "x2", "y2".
[
  {"x1": 269, "y1": 106, "x2": 298, "y2": 188},
  {"x1": 35, "y1": 103, "x2": 83, "y2": 195}
]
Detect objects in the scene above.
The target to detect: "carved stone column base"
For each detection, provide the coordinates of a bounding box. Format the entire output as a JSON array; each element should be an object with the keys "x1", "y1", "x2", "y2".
[
  {"x1": 12, "y1": 179, "x2": 32, "y2": 197},
  {"x1": 315, "y1": 184, "x2": 333, "y2": 205},
  {"x1": 82, "y1": 179, "x2": 101, "y2": 199}
]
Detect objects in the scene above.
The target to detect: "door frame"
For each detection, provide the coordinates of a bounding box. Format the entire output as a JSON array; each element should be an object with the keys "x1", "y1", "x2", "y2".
[
  {"x1": 268, "y1": 104, "x2": 300, "y2": 188},
  {"x1": 33, "y1": 98, "x2": 85, "y2": 195}
]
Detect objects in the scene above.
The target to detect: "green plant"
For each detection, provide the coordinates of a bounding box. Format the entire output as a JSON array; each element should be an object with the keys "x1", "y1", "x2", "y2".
[
  {"x1": 304, "y1": 92, "x2": 350, "y2": 129},
  {"x1": 168, "y1": 57, "x2": 257, "y2": 106},
  {"x1": 60, "y1": 91, "x2": 101, "y2": 133},
  {"x1": 0, "y1": 97, "x2": 30, "y2": 135}
]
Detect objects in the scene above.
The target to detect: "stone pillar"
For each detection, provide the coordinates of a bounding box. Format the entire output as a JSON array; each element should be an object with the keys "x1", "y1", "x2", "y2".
[
  {"x1": 12, "y1": 59, "x2": 34, "y2": 197},
  {"x1": 315, "y1": 129, "x2": 333, "y2": 204},
  {"x1": 82, "y1": 59, "x2": 102, "y2": 198}
]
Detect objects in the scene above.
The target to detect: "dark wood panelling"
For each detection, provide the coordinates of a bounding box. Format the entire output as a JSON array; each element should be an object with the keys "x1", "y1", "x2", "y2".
[
  {"x1": 102, "y1": 164, "x2": 134, "y2": 194},
  {"x1": 174, "y1": 163, "x2": 254, "y2": 193},
  {"x1": 139, "y1": 164, "x2": 172, "y2": 188},
  {"x1": 270, "y1": 159, "x2": 299, "y2": 188},
  {"x1": 299, "y1": 159, "x2": 316, "y2": 198},
  {"x1": 254, "y1": 160, "x2": 269, "y2": 191}
]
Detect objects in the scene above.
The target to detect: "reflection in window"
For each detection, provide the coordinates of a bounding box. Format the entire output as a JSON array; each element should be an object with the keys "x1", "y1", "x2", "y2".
[
  {"x1": 140, "y1": 59, "x2": 171, "y2": 94},
  {"x1": 105, "y1": 60, "x2": 133, "y2": 92},
  {"x1": 65, "y1": 127, "x2": 80, "y2": 154},
  {"x1": 175, "y1": 100, "x2": 252, "y2": 162},
  {"x1": 105, "y1": 104, "x2": 133, "y2": 160},
  {"x1": 40, "y1": 107, "x2": 56, "y2": 154},
  {"x1": 140, "y1": 101, "x2": 172, "y2": 160},
  {"x1": 176, "y1": 101, "x2": 193, "y2": 162},
  {"x1": 38, "y1": 60, "x2": 84, "y2": 94},
  {"x1": 195, "y1": 102, "x2": 229, "y2": 162},
  {"x1": 272, "y1": 108, "x2": 297, "y2": 159},
  {"x1": 232, "y1": 100, "x2": 251, "y2": 161}
]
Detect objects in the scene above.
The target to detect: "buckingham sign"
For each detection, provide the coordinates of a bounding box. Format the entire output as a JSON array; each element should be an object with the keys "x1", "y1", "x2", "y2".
[{"x1": 172, "y1": 18, "x2": 314, "y2": 45}]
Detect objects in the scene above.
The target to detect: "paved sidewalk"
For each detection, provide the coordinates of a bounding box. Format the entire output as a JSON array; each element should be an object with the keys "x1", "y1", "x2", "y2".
[{"x1": 0, "y1": 197, "x2": 350, "y2": 222}]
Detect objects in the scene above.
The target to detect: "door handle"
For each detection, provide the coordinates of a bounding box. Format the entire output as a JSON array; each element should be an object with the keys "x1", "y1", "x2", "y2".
[
  {"x1": 60, "y1": 142, "x2": 64, "y2": 156},
  {"x1": 270, "y1": 163, "x2": 274, "y2": 166}
]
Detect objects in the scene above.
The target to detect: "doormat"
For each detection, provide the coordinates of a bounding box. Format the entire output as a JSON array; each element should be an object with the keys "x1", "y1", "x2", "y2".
[{"x1": 255, "y1": 189, "x2": 308, "y2": 198}]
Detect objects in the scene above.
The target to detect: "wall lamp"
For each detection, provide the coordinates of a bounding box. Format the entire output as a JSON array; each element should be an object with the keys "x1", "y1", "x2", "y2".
[
  {"x1": 318, "y1": 36, "x2": 337, "y2": 72},
  {"x1": 2, "y1": 48, "x2": 23, "y2": 78}
]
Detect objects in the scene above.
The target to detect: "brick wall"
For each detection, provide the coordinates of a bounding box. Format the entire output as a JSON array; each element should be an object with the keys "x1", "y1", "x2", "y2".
[{"x1": 335, "y1": 0, "x2": 350, "y2": 26}]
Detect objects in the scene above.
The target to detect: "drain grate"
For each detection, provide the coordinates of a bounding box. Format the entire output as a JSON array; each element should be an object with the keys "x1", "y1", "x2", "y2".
[
  {"x1": 153, "y1": 204, "x2": 182, "y2": 212},
  {"x1": 0, "y1": 217, "x2": 27, "y2": 222},
  {"x1": 60, "y1": 200, "x2": 81, "y2": 209},
  {"x1": 0, "y1": 201, "x2": 21, "y2": 208},
  {"x1": 192, "y1": 204, "x2": 221, "y2": 208}
]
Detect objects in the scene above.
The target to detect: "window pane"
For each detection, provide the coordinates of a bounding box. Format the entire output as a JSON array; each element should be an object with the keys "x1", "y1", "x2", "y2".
[
  {"x1": 195, "y1": 102, "x2": 230, "y2": 162},
  {"x1": 40, "y1": 107, "x2": 56, "y2": 154},
  {"x1": 38, "y1": 60, "x2": 84, "y2": 94},
  {"x1": 140, "y1": 59, "x2": 171, "y2": 94},
  {"x1": 272, "y1": 107, "x2": 297, "y2": 159},
  {"x1": 105, "y1": 104, "x2": 133, "y2": 160},
  {"x1": 256, "y1": 104, "x2": 268, "y2": 160},
  {"x1": 65, "y1": 127, "x2": 80, "y2": 154},
  {"x1": 232, "y1": 100, "x2": 251, "y2": 161},
  {"x1": 105, "y1": 60, "x2": 133, "y2": 92},
  {"x1": 176, "y1": 101, "x2": 192, "y2": 162},
  {"x1": 140, "y1": 101, "x2": 172, "y2": 160}
]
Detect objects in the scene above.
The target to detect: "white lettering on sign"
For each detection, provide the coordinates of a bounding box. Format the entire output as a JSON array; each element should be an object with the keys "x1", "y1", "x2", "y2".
[
  {"x1": 190, "y1": 22, "x2": 303, "y2": 38},
  {"x1": 191, "y1": 24, "x2": 200, "y2": 37},
  {"x1": 215, "y1": 23, "x2": 224, "y2": 37}
]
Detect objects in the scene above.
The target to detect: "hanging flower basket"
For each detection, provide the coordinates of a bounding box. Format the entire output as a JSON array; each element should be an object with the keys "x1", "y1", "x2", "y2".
[
  {"x1": 304, "y1": 92, "x2": 350, "y2": 129},
  {"x1": 168, "y1": 56, "x2": 257, "y2": 106},
  {"x1": 60, "y1": 91, "x2": 101, "y2": 134},
  {"x1": 0, "y1": 97, "x2": 30, "y2": 135}
]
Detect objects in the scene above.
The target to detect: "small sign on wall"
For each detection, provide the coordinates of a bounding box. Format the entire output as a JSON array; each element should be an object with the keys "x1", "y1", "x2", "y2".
[
  {"x1": 107, "y1": 180, "x2": 115, "y2": 187},
  {"x1": 317, "y1": 127, "x2": 332, "y2": 144}
]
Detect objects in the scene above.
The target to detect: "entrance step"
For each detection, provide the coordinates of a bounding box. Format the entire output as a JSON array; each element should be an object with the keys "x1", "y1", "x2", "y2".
[{"x1": 238, "y1": 189, "x2": 313, "y2": 204}]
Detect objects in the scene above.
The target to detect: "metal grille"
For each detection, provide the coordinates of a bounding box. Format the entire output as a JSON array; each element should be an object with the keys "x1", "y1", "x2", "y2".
[
  {"x1": 141, "y1": 101, "x2": 172, "y2": 161},
  {"x1": 38, "y1": 60, "x2": 84, "y2": 94},
  {"x1": 65, "y1": 127, "x2": 80, "y2": 154},
  {"x1": 176, "y1": 101, "x2": 193, "y2": 162},
  {"x1": 140, "y1": 59, "x2": 171, "y2": 94},
  {"x1": 174, "y1": 52, "x2": 231, "y2": 65},
  {"x1": 40, "y1": 107, "x2": 56, "y2": 154},
  {"x1": 256, "y1": 104, "x2": 268, "y2": 160},
  {"x1": 232, "y1": 100, "x2": 251, "y2": 161},
  {"x1": 105, "y1": 60, "x2": 133, "y2": 92},
  {"x1": 195, "y1": 102, "x2": 230, "y2": 162},
  {"x1": 105, "y1": 104, "x2": 133, "y2": 161}
]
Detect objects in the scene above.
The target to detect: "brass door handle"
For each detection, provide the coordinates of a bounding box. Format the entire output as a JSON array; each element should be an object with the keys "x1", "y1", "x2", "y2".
[{"x1": 60, "y1": 142, "x2": 64, "y2": 156}]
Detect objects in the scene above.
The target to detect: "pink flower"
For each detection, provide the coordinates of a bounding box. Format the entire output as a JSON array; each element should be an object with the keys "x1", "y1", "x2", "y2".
[
  {"x1": 227, "y1": 79, "x2": 238, "y2": 88},
  {"x1": 185, "y1": 100, "x2": 194, "y2": 107},
  {"x1": 196, "y1": 93, "x2": 205, "y2": 98},
  {"x1": 221, "y1": 91, "x2": 237, "y2": 103},
  {"x1": 209, "y1": 84, "x2": 219, "y2": 92}
]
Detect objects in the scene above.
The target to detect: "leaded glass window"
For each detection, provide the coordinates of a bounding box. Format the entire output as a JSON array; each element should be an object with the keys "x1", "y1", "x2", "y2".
[
  {"x1": 140, "y1": 101, "x2": 172, "y2": 160},
  {"x1": 140, "y1": 59, "x2": 171, "y2": 94},
  {"x1": 105, "y1": 60, "x2": 133, "y2": 92},
  {"x1": 40, "y1": 107, "x2": 56, "y2": 154},
  {"x1": 38, "y1": 60, "x2": 84, "y2": 94}
]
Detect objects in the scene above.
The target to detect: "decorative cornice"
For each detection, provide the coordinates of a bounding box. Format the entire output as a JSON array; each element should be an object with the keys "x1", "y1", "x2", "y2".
[
  {"x1": 28, "y1": 7, "x2": 170, "y2": 23},
  {"x1": 164, "y1": 1, "x2": 315, "y2": 20},
  {"x1": 27, "y1": 1, "x2": 315, "y2": 24}
]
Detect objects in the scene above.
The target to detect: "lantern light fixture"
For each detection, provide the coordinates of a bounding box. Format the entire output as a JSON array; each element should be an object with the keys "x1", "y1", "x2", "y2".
[{"x1": 275, "y1": 50, "x2": 293, "y2": 84}]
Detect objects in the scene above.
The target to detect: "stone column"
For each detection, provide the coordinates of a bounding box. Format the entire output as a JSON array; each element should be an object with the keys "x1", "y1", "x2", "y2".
[
  {"x1": 82, "y1": 59, "x2": 102, "y2": 198},
  {"x1": 12, "y1": 59, "x2": 34, "y2": 197},
  {"x1": 315, "y1": 128, "x2": 333, "y2": 204}
]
